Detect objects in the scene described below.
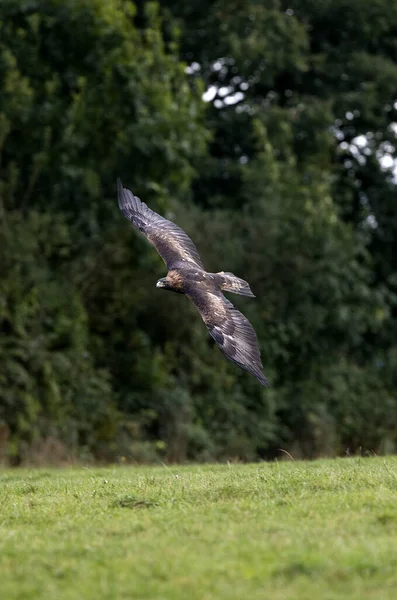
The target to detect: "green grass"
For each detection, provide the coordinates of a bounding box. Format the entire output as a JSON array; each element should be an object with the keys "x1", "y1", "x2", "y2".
[{"x1": 1, "y1": 458, "x2": 397, "y2": 599}]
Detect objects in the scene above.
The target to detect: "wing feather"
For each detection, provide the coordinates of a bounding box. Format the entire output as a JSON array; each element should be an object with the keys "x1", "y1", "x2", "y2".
[
  {"x1": 117, "y1": 179, "x2": 204, "y2": 269},
  {"x1": 187, "y1": 287, "x2": 269, "y2": 386}
]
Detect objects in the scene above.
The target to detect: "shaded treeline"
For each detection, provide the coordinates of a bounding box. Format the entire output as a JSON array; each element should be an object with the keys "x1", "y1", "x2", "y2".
[{"x1": 1, "y1": 0, "x2": 397, "y2": 464}]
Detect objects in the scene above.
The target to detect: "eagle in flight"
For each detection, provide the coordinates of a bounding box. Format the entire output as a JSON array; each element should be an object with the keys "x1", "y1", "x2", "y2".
[{"x1": 117, "y1": 179, "x2": 269, "y2": 386}]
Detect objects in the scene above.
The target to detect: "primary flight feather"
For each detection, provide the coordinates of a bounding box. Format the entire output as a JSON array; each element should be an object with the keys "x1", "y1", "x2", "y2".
[{"x1": 117, "y1": 179, "x2": 269, "y2": 386}]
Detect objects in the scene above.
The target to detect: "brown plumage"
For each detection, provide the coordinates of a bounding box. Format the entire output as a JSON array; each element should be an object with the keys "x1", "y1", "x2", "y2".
[{"x1": 117, "y1": 179, "x2": 269, "y2": 386}]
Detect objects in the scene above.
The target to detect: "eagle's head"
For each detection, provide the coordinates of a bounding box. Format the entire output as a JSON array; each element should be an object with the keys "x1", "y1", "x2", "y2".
[
  {"x1": 156, "y1": 273, "x2": 184, "y2": 293},
  {"x1": 156, "y1": 277, "x2": 171, "y2": 290}
]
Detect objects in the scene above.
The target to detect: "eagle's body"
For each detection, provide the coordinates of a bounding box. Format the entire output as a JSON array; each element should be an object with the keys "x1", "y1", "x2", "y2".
[{"x1": 117, "y1": 179, "x2": 269, "y2": 386}]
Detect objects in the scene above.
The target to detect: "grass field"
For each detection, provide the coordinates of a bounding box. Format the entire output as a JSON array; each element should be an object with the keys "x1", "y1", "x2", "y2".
[{"x1": 1, "y1": 457, "x2": 397, "y2": 599}]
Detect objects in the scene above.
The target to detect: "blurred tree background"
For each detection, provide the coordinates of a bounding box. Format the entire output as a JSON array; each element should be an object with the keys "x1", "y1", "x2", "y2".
[{"x1": 1, "y1": 0, "x2": 397, "y2": 465}]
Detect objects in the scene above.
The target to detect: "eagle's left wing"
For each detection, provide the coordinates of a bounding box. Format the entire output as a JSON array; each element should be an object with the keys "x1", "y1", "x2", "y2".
[
  {"x1": 186, "y1": 286, "x2": 269, "y2": 386},
  {"x1": 117, "y1": 179, "x2": 204, "y2": 270}
]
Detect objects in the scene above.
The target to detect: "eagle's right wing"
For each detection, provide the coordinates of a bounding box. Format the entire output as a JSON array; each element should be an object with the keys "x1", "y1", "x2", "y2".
[
  {"x1": 117, "y1": 179, "x2": 204, "y2": 270},
  {"x1": 186, "y1": 286, "x2": 269, "y2": 386}
]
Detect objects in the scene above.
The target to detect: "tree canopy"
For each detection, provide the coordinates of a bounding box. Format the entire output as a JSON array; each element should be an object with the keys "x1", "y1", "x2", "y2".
[{"x1": 1, "y1": 0, "x2": 396, "y2": 464}]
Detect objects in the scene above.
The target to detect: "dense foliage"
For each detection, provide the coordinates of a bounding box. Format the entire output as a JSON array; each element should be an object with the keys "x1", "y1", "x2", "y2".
[{"x1": 1, "y1": 0, "x2": 396, "y2": 464}]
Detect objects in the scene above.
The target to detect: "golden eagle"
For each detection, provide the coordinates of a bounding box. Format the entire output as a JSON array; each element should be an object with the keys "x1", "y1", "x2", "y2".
[{"x1": 117, "y1": 179, "x2": 268, "y2": 386}]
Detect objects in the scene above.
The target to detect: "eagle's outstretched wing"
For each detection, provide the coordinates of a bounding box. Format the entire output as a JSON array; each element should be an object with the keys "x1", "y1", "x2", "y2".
[
  {"x1": 186, "y1": 286, "x2": 269, "y2": 386},
  {"x1": 117, "y1": 179, "x2": 204, "y2": 270}
]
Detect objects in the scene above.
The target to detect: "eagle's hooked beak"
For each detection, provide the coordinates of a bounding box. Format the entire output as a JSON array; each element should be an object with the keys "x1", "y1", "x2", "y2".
[{"x1": 156, "y1": 278, "x2": 167, "y2": 289}]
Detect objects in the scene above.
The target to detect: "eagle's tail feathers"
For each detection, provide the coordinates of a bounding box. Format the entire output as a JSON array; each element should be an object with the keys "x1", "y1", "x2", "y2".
[{"x1": 217, "y1": 272, "x2": 256, "y2": 298}]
